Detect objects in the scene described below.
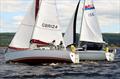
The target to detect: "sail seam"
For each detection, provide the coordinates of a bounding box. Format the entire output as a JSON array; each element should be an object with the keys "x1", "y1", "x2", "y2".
[
  {"x1": 20, "y1": 24, "x2": 35, "y2": 27},
  {"x1": 78, "y1": 0, "x2": 86, "y2": 47}
]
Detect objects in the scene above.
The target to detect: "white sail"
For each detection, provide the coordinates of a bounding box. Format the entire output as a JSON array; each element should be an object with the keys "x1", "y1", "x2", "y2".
[
  {"x1": 64, "y1": 14, "x2": 74, "y2": 47},
  {"x1": 32, "y1": 0, "x2": 64, "y2": 46},
  {"x1": 80, "y1": 0, "x2": 104, "y2": 43},
  {"x1": 9, "y1": 1, "x2": 35, "y2": 49},
  {"x1": 64, "y1": 1, "x2": 80, "y2": 47}
]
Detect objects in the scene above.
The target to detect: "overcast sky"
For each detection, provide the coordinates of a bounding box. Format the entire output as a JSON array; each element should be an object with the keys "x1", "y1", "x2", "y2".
[{"x1": 0, "y1": 0, "x2": 120, "y2": 33}]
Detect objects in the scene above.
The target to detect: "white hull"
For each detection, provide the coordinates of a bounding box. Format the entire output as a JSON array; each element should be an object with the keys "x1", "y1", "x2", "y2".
[
  {"x1": 5, "y1": 50, "x2": 115, "y2": 63},
  {"x1": 5, "y1": 50, "x2": 71, "y2": 63},
  {"x1": 77, "y1": 50, "x2": 115, "y2": 61}
]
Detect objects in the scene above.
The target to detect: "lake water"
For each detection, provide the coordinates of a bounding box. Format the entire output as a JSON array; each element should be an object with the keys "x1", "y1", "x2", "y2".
[{"x1": 0, "y1": 47, "x2": 120, "y2": 79}]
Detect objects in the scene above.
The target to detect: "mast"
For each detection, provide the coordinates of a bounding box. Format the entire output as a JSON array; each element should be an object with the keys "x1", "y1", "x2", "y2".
[
  {"x1": 73, "y1": 0, "x2": 81, "y2": 45},
  {"x1": 35, "y1": 0, "x2": 40, "y2": 19},
  {"x1": 78, "y1": 0, "x2": 86, "y2": 47},
  {"x1": 30, "y1": 0, "x2": 41, "y2": 46}
]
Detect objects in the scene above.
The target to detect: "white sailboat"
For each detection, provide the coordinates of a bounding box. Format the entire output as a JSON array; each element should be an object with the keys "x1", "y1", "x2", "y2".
[
  {"x1": 5, "y1": 0, "x2": 115, "y2": 63},
  {"x1": 5, "y1": 0, "x2": 73, "y2": 63},
  {"x1": 64, "y1": 0, "x2": 116, "y2": 61}
]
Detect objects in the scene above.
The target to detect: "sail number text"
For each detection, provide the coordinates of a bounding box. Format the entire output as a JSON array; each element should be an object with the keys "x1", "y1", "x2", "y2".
[
  {"x1": 88, "y1": 13, "x2": 95, "y2": 16},
  {"x1": 42, "y1": 23, "x2": 58, "y2": 29}
]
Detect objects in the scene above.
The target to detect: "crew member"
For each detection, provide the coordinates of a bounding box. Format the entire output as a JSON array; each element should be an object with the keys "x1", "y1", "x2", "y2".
[
  {"x1": 58, "y1": 41, "x2": 64, "y2": 50},
  {"x1": 49, "y1": 40, "x2": 56, "y2": 50},
  {"x1": 82, "y1": 44, "x2": 87, "y2": 51}
]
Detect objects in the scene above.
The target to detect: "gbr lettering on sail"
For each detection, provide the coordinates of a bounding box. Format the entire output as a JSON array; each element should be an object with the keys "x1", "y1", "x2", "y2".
[{"x1": 42, "y1": 23, "x2": 58, "y2": 29}]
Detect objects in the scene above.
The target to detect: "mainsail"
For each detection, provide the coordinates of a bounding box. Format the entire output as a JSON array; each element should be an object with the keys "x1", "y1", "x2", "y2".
[
  {"x1": 9, "y1": 0, "x2": 37, "y2": 50},
  {"x1": 31, "y1": 0, "x2": 64, "y2": 46},
  {"x1": 9, "y1": 0, "x2": 64, "y2": 49},
  {"x1": 79, "y1": 0, "x2": 104, "y2": 43}
]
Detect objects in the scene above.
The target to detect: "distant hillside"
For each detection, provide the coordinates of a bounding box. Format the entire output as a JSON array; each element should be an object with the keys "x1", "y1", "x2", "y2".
[
  {"x1": 102, "y1": 33, "x2": 120, "y2": 47},
  {"x1": 0, "y1": 33, "x2": 15, "y2": 47},
  {"x1": 0, "y1": 33, "x2": 120, "y2": 47},
  {"x1": 76, "y1": 33, "x2": 120, "y2": 47}
]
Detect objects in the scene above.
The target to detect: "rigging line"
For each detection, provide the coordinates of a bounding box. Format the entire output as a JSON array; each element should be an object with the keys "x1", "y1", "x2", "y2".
[
  {"x1": 78, "y1": 0, "x2": 86, "y2": 48},
  {"x1": 73, "y1": 0, "x2": 81, "y2": 46},
  {"x1": 4, "y1": 47, "x2": 8, "y2": 54}
]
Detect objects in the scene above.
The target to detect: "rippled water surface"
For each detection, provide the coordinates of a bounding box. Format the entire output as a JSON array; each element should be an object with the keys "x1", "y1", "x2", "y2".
[{"x1": 0, "y1": 47, "x2": 120, "y2": 79}]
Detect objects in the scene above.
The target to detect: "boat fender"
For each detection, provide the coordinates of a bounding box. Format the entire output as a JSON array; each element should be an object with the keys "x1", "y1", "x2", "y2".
[
  {"x1": 70, "y1": 45, "x2": 76, "y2": 53},
  {"x1": 105, "y1": 47, "x2": 109, "y2": 52}
]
